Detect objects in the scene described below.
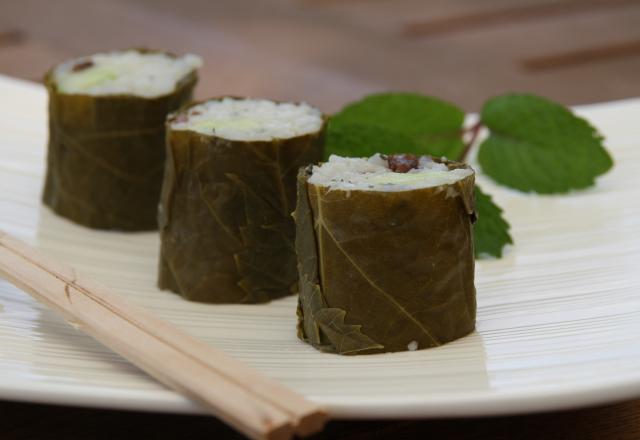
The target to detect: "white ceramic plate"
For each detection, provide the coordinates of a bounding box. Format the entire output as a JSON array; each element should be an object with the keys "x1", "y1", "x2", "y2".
[{"x1": 1, "y1": 74, "x2": 639, "y2": 419}]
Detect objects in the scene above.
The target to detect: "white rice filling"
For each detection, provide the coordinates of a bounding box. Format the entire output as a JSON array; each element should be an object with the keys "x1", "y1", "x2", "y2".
[
  {"x1": 53, "y1": 50, "x2": 202, "y2": 98},
  {"x1": 170, "y1": 98, "x2": 323, "y2": 141},
  {"x1": 308, "y1": 154, "x2": 473, "y2": 191}
]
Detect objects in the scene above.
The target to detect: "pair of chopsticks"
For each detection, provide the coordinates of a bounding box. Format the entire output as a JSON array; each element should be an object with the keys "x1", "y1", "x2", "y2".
[{"x1": 0, "y1": 230, "x2": 327, "y2": 440}]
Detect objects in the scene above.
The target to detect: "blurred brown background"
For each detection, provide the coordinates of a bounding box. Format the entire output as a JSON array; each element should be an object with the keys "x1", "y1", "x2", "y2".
[
  {"x1": 1, "y1": 0, "x2": 640, "y2": 112},
  {"x1": 1, "y1": 0, "x2": 640, "y2": 439}
]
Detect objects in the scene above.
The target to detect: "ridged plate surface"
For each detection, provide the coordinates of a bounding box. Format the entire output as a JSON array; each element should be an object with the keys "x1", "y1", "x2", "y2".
[{"x1": 0, "y1": 75, "x2": 639, "y2": 418}]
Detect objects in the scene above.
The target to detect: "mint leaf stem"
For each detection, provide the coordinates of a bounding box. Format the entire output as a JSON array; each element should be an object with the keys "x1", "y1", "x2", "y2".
[{"x1": 458, "y1": 120, "x2": 483, "y2": 163}]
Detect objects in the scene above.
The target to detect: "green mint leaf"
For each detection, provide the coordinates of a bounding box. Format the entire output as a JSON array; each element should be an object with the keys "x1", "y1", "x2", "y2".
[
  {"x1": 326, "y1": 123, "x2": 419, "y2": 158},
  {"x1": 478, "y1": 93, "x2": 613, "y2": 193},
  {"x1": 326, "y1": 92, "x2": 465, "y2": 159},
  {"x1": 474, "y1": 185, "x2": 512, "y2": 258}
]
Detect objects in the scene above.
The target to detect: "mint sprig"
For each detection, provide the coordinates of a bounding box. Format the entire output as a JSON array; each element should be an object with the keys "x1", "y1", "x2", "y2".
[
  {"x1": 478, "y1": 94, "x2": 613, "y2": 193},
  {"x1": 324, "y1": 91, "x2": 613, "y2": 259}
]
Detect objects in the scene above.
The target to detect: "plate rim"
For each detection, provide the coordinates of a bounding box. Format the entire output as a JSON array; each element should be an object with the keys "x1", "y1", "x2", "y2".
[{"x1": 2, "y1": 370, "x2": 640, "y2": 418}]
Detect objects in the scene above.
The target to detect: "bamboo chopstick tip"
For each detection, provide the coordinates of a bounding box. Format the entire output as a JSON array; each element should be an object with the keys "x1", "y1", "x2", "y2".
[
  {"x1": 295, "y1": 409, "x2": 330, "y2": 437},
  {"x1": 264, "y1": 422, "x2": 295, "y2": 440}
]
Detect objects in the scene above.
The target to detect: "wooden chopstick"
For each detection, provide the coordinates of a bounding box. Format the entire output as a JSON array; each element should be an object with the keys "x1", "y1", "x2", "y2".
[{"x1": 0, "y1": 230, "x2": 328, "y2": 440}]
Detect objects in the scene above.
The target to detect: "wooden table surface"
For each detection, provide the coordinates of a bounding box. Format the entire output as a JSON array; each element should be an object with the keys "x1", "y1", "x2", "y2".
[
  {"x1": 1, "y1": 0, "x2": 640, "y2": 438},
  {"x1": 2, "y1": 399, "x2": 640, "y2": 440}
]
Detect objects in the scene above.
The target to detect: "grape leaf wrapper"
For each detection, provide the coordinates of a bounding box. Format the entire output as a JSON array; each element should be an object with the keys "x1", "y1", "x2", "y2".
[
  {"x1": 478, "y1": 93, "x2": 613, "y2": 193},
  {"x1": 295, "y1": 159, "x2": 477, "y2": 355},
  {"x1": 158, "y1": 100, "x2": 326, "y2": 303},
  {"x1": 42, "y1": 49, "x2": 198, "y2": 231}
]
